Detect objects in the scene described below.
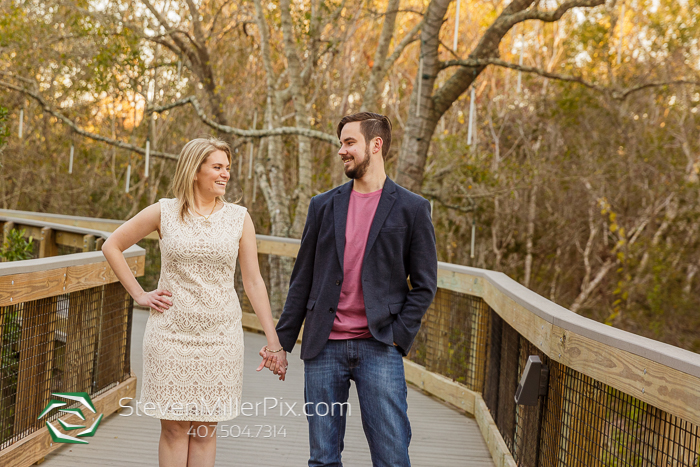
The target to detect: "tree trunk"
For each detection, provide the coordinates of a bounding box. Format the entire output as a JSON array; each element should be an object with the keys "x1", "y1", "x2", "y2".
[
  {"x1": 361, "y1": 0, "x2": 401, "y2": 111},
  {"x1": 395, "y1": 0, "x2": 453, "y2": 193}
]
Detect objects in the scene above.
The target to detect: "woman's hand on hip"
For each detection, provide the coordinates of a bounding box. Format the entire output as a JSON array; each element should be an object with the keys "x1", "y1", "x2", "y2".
[{"x1": 136, "y1": 289, "x2": 173, "y2": 313}]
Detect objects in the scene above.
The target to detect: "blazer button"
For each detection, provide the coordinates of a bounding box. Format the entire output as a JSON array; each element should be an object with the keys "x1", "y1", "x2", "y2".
[
  {"x1": 335, "y1": 280, "x2": 341, "y2": 286},
  {"x1": 329, "y1": 307, "x2": 334, "y2": 313}
]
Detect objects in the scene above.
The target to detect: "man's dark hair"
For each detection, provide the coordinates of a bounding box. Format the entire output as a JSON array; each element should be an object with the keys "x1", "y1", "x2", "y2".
[{"x1": 336, "y1": 112, "x2": 392, "y2": 158}]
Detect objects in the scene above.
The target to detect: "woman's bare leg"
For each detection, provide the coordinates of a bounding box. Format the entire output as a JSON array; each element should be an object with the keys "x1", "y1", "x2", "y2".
[
  {"x1": 159, "y1": 420, "x2": 191, "y2": 467},
  {"x1": 188, "y1": 422, "x2": 218, "y2": 467}
]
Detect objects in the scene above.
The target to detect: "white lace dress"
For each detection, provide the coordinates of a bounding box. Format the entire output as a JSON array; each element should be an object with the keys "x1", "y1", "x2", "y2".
[{"x1": 140, "y1": 198, "x2": 246, "y2": 422}]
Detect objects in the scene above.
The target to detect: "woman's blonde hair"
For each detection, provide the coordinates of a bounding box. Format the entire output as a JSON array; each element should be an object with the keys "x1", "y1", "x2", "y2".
[{"x1": 171, "y1": 137, "x2": 232, "y2": 222}]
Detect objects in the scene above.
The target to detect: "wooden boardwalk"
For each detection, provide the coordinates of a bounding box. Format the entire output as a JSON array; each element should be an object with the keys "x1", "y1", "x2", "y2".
[{"x1": 42, "y1": 309, "x2": 493, "y2": 466}]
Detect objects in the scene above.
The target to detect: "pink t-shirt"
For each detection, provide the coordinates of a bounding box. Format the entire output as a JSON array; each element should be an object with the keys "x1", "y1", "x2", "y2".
[{"x1": 328, "y1": 188, "x2": 383, "y2": 340}]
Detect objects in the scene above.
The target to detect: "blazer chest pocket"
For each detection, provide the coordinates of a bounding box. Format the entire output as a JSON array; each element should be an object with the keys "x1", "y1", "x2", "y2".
[
  {"x1": 306, "y1": 298, "x2": 317, "y2": 311},
  {"x1": 380, "y1": 226, "x2": 406, "y2": 234}
]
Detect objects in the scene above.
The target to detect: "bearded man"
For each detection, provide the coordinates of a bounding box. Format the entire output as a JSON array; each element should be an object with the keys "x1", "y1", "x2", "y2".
[{"x1": 275, "y1": 112, "x2": 438, "y2": 467}]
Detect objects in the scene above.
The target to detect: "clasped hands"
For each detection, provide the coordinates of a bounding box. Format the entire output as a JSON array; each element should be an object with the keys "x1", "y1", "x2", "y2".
[{"x1": 256, "y1": 346, "x2": 288, "y2": 381}]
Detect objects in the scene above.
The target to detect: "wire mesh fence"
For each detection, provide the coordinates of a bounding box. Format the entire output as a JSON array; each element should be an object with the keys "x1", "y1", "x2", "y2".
[
  {"x1": 407, "y1": 288, "x2": 489, "y2": 392},
  {"x1": 0, "y1": 282, "x2": 133, "y2": 450},
  {"x1": 540, "y1": 361, "x2": 700, "y2": 467},
  {"x1": 406, "y1": 288, "x2": 700, "y2": 466}
]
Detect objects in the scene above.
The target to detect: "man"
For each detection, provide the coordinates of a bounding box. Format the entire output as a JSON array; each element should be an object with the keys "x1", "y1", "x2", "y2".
[{"x1": 275, "y1": 112, "x2": 438, "y2": 467}]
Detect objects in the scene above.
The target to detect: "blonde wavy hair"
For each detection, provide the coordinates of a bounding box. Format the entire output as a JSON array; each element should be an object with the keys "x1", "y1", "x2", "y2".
[{"x1": 171, "y1": 137, "x2": 233, "y2": 222}]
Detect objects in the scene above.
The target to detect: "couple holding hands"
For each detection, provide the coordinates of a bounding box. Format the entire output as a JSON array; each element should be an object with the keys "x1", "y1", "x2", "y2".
[{"x1": 103, "y1": 112, "x2": 438, "y2": 467}]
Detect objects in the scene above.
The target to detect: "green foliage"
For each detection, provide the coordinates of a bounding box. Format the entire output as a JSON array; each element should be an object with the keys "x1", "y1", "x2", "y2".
[{"x1": 0, "y1": 229, "x2": 34, "y2": 262}]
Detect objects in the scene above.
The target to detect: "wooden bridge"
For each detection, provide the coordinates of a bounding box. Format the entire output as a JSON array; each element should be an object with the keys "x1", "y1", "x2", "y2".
[{"x1": 1, "y1": 208, "x2": 699, "y2": 466}]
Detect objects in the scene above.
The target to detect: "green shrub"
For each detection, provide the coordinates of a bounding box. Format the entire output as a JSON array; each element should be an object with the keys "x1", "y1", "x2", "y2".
[{"x1": 0, "y1": 229, "x2": 34, "y2": 262}]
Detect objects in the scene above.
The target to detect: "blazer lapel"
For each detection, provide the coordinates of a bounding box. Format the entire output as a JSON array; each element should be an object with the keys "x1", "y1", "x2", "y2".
[
  {"x1": 333, "y1": 181, "x2": 353, "y2": 269},
  {"x1": 363, "y1": 177, "x2": 397, "y2": 264}
]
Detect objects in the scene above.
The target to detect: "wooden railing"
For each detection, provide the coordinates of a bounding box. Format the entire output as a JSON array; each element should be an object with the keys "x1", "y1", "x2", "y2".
[
  {"x1": 249, "y1": 237, "x2": 700, "y2": 467},
  {"x1": 4, "y1": 210, "x2": 698, "y2": 466},
  {"x1": 0, "y1": 213, "x2": 144, "y2": 467}
]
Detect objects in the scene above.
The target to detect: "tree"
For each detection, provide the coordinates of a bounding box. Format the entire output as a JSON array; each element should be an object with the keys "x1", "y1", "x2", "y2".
[{"x1": 394, "y1": 0, "x2": 698, "y2": 193}]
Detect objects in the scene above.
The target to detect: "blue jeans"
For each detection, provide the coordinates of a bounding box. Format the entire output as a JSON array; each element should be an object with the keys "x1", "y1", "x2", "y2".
[{"x1": 304, "y1": 338, "x2": 411, "y2": 467}]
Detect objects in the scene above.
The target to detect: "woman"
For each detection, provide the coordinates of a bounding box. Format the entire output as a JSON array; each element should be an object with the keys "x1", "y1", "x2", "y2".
[{"x1": 103, "y1": 137, "x2": 288, "y2": 467}]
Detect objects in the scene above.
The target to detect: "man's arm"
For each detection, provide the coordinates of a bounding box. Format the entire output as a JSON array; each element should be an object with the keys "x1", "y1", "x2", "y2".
[
  {"x1": 275, "y1": 197, "x2": 319, "y2": 352},
  {"x1": 392, "y1": 199, "x2": 438, "y2": 354}
]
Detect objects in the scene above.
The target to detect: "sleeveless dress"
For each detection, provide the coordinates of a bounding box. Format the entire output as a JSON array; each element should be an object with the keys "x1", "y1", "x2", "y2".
[{"x1": 139, "y1": 198, "x2": 247, "y2": 422}]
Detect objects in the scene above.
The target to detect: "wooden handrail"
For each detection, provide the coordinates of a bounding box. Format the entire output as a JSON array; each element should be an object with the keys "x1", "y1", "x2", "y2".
[
  {"x1": 0, "y1": 216, "x2": 145, "y2": 306},
  {"x1": 7, "y1": 213, "x2": 699, "y2": 449},
  {"x1": 254, "y1": 237, "x2": 700, "y2": 428},
  {"x1": 0, "y1": 209, "x2": 159, "y2": 240}
]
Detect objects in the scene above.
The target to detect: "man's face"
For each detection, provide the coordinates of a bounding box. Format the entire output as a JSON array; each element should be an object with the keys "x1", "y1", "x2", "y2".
[{"x1": 338, "y1": 121, "x2": 372, "y2": 180}]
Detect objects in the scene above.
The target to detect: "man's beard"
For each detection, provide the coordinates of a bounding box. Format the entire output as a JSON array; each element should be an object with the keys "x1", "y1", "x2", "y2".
[{"x1": 344, "y1": 147, "x2": 371, "y2": 179}]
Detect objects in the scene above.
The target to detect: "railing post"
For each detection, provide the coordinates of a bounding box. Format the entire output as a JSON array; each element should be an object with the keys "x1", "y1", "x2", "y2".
[
  {"x1": 95, "y1": 237, "x2": 105, "y2": 251},
  {"x1": 39, "y1": 227, "x2": 57, "y2": 258},
  {"x1": 82, "y1": 234, "x2": 96, "y2": 252}
]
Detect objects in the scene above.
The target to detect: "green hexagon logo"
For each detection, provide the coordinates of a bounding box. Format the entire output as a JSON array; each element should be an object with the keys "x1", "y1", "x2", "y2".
[{"x1": 38, "y1": 392, "x2": 103, "y2": 444}]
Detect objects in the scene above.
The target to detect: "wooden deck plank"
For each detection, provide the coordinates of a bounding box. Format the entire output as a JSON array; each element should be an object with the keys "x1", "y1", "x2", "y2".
[{"x1": 41, "y1": 308, "x2": 493, "y2": 466}]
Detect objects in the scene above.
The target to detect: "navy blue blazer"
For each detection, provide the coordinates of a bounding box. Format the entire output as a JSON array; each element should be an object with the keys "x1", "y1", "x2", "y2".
[{"x1": 276, "y1": 177, "x2": 438, "y2": 360}]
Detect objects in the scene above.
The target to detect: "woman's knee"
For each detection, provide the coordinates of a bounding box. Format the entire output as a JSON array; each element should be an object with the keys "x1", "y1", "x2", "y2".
[
  {"x1": 160, "y1": 420, "x2": 191, "y2": 441},
  {"x1": 189, "y1": 422, "x2": 217, "y2": 443}
]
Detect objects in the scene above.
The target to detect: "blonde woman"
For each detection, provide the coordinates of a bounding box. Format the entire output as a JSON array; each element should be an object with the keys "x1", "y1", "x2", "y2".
[{"x1": 103, "y1": 137, "x2": 287, "y2": 467}]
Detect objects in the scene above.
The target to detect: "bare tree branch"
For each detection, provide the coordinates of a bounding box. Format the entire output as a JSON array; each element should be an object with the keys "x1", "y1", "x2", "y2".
[
  {"x1": 148, "y1": 96, "x2": 338, "y2": 144},
  {"x1": 440, "y1": 57, "x2": 700, "y2": 99},
  {"x1": 0, "y1": 80, "x2": 179, "y2": 160},
  {"x1": 0, "y1": 72, "x2": 35, "y2": 87},
  {"x1": 511, "y1": 0, "x2": 607, "y2": 26},
  {"x1": 362, "y1": 0, "x2": 401, "y2": 110},
  {"x1": 616, "y1": 80, "x2": 700, "y2": 99},
  {"x1": 422, "y1": 191, "x2": 475, "y2": 214},
  {"x1": 207, "y1": 0, "x2": 235, "y2": 40},
  {"x1": 383, "y1": 19, "x2": 423, "y2": 79}
]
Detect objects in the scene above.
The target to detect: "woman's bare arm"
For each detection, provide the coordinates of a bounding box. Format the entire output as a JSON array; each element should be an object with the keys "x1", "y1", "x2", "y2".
[
  {"x1": 102, "y1": 202, "x2": 172, "y2": 313},
  {"x1": 238, "y1": 211, "x2": 287, "y2": 380}
]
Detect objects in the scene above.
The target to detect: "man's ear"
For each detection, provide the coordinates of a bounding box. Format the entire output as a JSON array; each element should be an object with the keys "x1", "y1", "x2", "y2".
[{"x1": 373, "y1": 137, "x2": 383, "y2": 154}]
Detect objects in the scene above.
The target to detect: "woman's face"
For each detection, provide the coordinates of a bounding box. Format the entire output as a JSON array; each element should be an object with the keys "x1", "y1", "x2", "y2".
[{"x1": 194, "y1": 150, "x2": 230, "y2": 199}]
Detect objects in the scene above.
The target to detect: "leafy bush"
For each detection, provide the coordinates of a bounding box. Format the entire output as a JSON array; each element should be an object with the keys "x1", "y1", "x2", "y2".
[{"x1": 0, "y1": 229, "x2": 34, "y2": 261}]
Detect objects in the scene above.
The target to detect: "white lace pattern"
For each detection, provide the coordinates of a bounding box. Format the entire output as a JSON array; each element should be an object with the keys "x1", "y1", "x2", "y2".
[{"x1": 140, "y1": 198, "x2": 246, "y2": 421}]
